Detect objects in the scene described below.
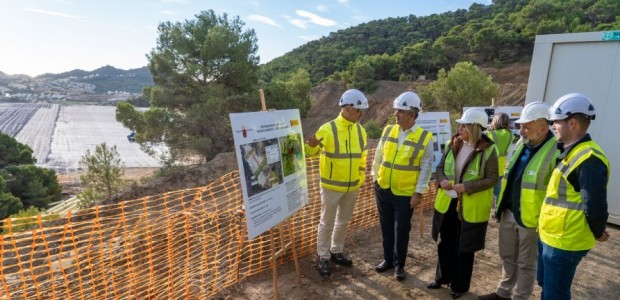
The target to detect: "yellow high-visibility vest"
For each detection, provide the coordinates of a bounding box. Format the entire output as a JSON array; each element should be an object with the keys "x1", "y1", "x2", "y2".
[
  {"x1": 497, "y1": 137, "x2": 559, "y2": 227},
  {"x1": 305, "y1": 114, "x2": 367, "y2": 192},
  {"x1": 539, "y1": 141, "x2": 609, "y2": 251},
  {"x1": 376, "y1": 125, "x2": 432, "y2": 196},
  {"x1": 434, "y1": 142, "x2": 496, "y2": 223},
  {"x1": 486, "y1": 129, "x2": 514, "y2": 176}
]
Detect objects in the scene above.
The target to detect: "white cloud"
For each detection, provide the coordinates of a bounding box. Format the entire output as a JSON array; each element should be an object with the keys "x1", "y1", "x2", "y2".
[
  {"x1": 25, "y1": 8, "x2": 83, "y2": 19},
  {"x1": 289, "y1": 19, "x2": 307, "y2": 29},
  {"x1": 289, "y1": 10, "x2": 336, "y2": 29},
  {"x1": 296, "y1": 10, "x2": 337, "y2": 27},
  {"x1": 248, "y1": 14, "x2": 282, "y2": 28},
  {"x1": 338, "y1": 0, "x2": 348, "y2": 4},
  {"x1": 316, "y1": 4, "x2": 327, "y2": 12},
  {"x1": 159, "y1": 10, "x2": 176, "y2": 15}
]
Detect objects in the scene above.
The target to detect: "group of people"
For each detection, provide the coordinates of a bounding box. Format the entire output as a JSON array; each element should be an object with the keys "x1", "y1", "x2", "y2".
[{"x1": 304, "y1": 89, "x2": 610, "y2": 300}]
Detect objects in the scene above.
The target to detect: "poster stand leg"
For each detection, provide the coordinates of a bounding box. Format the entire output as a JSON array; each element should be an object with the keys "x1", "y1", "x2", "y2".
[
  {"x1": 279, "y1": 221, "x2": 301, "y2": 284},
  {"x1": 269, "y1": 219, "x2": 303, "y2": 299},
  {"x1": 270, "y1": 228, "x2": 279, "y2": 300}
]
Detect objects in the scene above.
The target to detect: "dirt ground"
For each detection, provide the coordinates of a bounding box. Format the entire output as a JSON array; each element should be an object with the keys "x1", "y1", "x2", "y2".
[{"x1": 217, "y1": 212, "x2": 620, "y2": 300}]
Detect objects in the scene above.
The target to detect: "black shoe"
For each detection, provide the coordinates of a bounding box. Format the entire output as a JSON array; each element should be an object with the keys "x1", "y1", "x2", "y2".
[
  {"x1": 451, "y1": 291, "x2": 465, "y2": 299},
  {"x1": 317, "y1": 258, "x2": 330, "y2": 278},
  {"x1": 330, "y1": 252, "x2": 353, "y2": 267},
  {"x1": 478, "y1": 292, "x2": 511, "y2": 300},
  {"x1": 426, "y1": 281, "x2": 444, "y2": 289},
  {"x1": 374, "y1": 260, "x2": 394, "y2": 273},
  {"x1": 394, "y1": 266, "x2": 406, "y2": 281}
]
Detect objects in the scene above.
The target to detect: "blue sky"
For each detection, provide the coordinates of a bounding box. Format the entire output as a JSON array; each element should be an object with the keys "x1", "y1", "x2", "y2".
[{"x1": 0, "y1": 0, "x2": 487, "y2": 77}]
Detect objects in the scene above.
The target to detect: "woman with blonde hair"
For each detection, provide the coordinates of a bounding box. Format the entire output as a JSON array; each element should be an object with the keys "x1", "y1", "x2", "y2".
[{"x1": 427, "y1": 108, "x2": 499, "y2": 299}]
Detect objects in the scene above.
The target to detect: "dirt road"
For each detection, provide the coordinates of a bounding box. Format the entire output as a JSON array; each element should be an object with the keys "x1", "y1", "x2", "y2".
[{"x1": 218, "y1": 213, "x2": 620, "y2": 299}]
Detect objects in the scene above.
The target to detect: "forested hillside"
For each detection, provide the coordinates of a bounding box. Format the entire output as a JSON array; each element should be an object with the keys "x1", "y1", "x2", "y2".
[
  {"x1": 117, "y1": 1, "x2": 619, "y2": 165},
  {"x1": 260, "y1": 0, "x2": 620, "y2": 84}
]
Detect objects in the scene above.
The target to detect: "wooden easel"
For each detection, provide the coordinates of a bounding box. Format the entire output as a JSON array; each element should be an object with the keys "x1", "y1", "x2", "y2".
[{"x1": 258, "y1": 88, "x2": 302, "y2": 300}]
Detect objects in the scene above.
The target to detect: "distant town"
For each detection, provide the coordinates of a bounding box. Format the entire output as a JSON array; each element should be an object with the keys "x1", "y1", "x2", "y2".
[{"x1": 0, "y1": 65, "x2": 153, "y2": 103}]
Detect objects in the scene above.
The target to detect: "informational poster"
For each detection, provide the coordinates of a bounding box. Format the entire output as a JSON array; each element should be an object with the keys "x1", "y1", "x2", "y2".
[
  {"x1": 230, "y1": 109, "x2": 308, "y2": 240},
  {"x1": 416, "y1": 112, "x2": 452, "y2": 172}
]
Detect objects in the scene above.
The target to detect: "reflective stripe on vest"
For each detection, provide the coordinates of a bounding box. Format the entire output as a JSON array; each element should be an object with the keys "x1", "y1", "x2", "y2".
[
  {"x1": 376, "y1": 125, "x2": 431, "y2": 196},
  {"x1": 316, "y1": 116, "x2": 367, "y2": 192},
  {"x1": 497, "y1": 137, "x2": 559, "y2": 227},
  {"x1": 539, "y1": 141, "x2": 609, "y2": 251},
  {"x1": 434, "y1": 142, "x2": 496, "y2": 223}
]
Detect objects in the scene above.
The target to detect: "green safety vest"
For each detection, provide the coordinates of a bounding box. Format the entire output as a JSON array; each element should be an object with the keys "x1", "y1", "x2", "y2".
[
  {"x1": 497, "y1": 137, "x2": 559, "y2": 227},
  {"x1": 376, "y1": 125, "x2": 432, "y2": 196},
  {"x1": 486, "y1": 129, "x2": 514, "y2": 176},
  {"x1": 305, "y1": 114, "x2": 367, "y2": 192},
  {"x1": 539, "y1": 141, "x2": 609, "y2": 251},
  {"x1": 434, "y1": 141, "x2": 496, "y2": 223}
]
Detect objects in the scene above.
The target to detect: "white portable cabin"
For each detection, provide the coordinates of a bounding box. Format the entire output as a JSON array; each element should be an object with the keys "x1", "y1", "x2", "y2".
[{"x1": 526, "y1": 31, "x2": 620, "y2": 225}]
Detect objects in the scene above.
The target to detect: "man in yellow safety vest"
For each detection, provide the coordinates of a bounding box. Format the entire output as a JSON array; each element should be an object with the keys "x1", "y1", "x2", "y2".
[
  {"x1": 479, "y1": 102, "x2": 559, "y2": 300},
  {"x1": 372, "y1": 91, "x2": 434, "y2": 281},
  {"x1": 538, "y1": 93, "x2": 610, "y2": 300},
  {"x1": 305, "y1": 88, "x2": 368, "y2": 279}
]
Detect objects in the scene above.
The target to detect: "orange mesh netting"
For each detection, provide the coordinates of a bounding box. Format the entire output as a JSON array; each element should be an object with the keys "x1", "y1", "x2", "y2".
[{"x1": 0, "y1": 149, "x2": 437, "y2": 299}]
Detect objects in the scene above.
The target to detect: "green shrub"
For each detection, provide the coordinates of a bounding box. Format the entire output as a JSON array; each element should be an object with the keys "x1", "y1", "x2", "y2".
[
  {"x1": 2, "y1": 207, "x2": 59, "y2": 233},
  {"x1": 364, "y1": 120, "x2": 383, "y2": 139},
  {"x1": 76, "y1": 188, "x2": 104, "y2": 209}
]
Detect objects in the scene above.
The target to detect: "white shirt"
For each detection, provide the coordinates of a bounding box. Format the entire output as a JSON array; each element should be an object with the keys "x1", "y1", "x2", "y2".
[
  {"x1": 372, "y1": 124, "x2": 434, "y2": 194},
  {"x1": 455, "y1": 141, "x2": 475, "y2": 184}
]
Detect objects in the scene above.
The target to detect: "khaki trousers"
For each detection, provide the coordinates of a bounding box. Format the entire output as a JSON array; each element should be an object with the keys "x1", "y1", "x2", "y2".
[
  {"x1": 316, "y1": 187, "x2": 357, "y2": 259},
  {"x1": 495, "y1": 210, "x2": 538, "y2": 300}
]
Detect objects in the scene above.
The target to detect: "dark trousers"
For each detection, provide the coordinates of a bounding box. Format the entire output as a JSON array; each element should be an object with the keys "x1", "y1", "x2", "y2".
[
  {"x1": 435, "y1": 199, "x2": 475, "y2": 293},
  {"x1": 375, "y1": 183, "x2": 414, "y2": 268}
]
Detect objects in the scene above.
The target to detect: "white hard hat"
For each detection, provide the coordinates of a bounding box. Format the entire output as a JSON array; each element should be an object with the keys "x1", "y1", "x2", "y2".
[
  {"x1": 456, "y1": 108, "x2": 488, "y2": 128},
  {"x1": 393, "y1": 91, "x2": 421, "y2": 111},
  {"x1": 548, "y1": 92, "x2": 596, "y2": 121},
  {"x1": 339, "y1": 89, "x2": 369, "y2": 109},
  {"x1": 515, "y1": 101, "x2": 550, "y2": 124}
]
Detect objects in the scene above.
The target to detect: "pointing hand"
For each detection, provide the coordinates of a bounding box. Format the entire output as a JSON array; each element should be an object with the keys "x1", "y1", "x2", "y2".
[{"x1": 305, "y1": 135, "x2": 323, "y2": 148}]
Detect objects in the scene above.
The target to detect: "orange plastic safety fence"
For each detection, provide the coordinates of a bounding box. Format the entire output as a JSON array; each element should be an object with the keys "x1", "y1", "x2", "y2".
[{"x1": 0, "y1": 150, "x2": 437, "y2": 299}]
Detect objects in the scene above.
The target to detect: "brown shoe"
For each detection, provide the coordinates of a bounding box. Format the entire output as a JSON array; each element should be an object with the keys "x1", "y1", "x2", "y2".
[{"x1": 478, "y1": 292, "x2": 511, "y2": 300}]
